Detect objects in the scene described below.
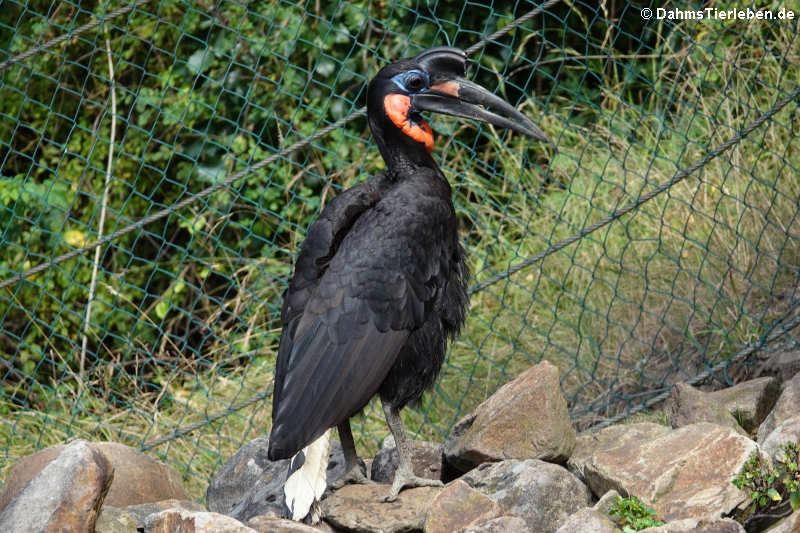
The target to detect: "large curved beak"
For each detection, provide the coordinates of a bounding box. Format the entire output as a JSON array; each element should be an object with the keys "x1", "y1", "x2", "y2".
[{"x1": 411, "y1": 77, "x2": 549, "y2": 143}]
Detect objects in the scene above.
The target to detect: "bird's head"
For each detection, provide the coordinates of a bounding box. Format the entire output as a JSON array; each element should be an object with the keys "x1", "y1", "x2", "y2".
[{"x1": 367, "y1": 46, "x2": 549, "y2": 170}]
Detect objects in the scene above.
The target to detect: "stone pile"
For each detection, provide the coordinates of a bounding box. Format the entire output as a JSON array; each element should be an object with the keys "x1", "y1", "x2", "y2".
[{"x1": 1, "y1": 359, "x2": 799, "y2": 533}]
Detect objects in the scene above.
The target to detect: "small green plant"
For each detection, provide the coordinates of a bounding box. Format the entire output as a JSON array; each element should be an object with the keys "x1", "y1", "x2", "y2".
[
  {"x1": 732, "y1": 442, "x2": 800, "y2": 515},
  {"x1": 608, "y1": 495, "x2": 664, "y2": 532}
]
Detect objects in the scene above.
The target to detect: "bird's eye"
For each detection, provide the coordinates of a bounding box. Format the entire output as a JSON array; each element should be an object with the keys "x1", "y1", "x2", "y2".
[{"x1": 404, "y1": 72, "x2": 427, "y2": 92}]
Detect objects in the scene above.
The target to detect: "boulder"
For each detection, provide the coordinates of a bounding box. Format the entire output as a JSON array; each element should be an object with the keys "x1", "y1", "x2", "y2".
[
  {"x1": 444, "y1": 361, "x2": 575, "y2": 473},
  {"x1": 95, "y1": 506, "x2": 139, "y2": 533},
  {"x1": 462, "y1": 516, "x2": 532, "y2": 532},
  {"x1": 0, "y1": 441, "x2": 185, "y2": 512},
  {"x1": 423, "y1": 480, "x2": 504, "y2": 533},
  {"x1": 581, "y1": 422, "x2": 756, "y2": 521},
  {"x1": 758, "y1": 371, "x2": 800, "y2": 443},
  {"x1": 703, "y1": 377, "x2": 779, "y2": 433},
  {"x1": 760, "y1": 414, "x2": 800, "y2": 462},
  {"x1": 372, "y1": 436, "x2": 442, "y2": 483},
  {"x1": 554, "y1": 507, "x2": 622, "y2": 533},
  {"x1": 638, "y1": 517, "x2": 744, "y2": 532},
  {"x1": 568, "y1": 423, "x2": 671, "y2": 483},
  {"x1": 668, "y1": 383, "x2": 746, "y2": 435},
  {"x1": 322, "y1": 484, "x2": 440, "y2": 533},
  {"x1": 593, "y1": 490, "x2": 622, "y2": 516},
  {"x1": 461, "y1": 459, "x2": 590, "y2": 533},
  {"x1": 753, "y1": 348, "x2": 800, "y2": 382},
  {"x1": 247, "y1": 516, "x2": 330, "y2": 532},
  {"x1": 763, "y1": 509, "x2": 800, "y2": 533},
  {"x1": 124, "y1": 499, "x2": 206, "y2": 529},
  {"x1": 144, "y1": 509, "x2": 256, "y2": 533},
  {"x1": 207, "y1": 437, "x2": 348, "y2": 522},
  {"x1": 0, "y1": 439, "x2": 114, "y2": 533}
]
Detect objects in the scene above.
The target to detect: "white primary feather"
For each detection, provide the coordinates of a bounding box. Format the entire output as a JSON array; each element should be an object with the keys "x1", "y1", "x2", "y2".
[{"x1": 284, "y1": 428, "x2": 331, "y2": 522}]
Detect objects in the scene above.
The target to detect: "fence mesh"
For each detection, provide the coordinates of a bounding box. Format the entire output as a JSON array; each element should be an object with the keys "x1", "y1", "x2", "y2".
[{"x1": 1, "y1": 0, "x2": 799, "y2": 497}]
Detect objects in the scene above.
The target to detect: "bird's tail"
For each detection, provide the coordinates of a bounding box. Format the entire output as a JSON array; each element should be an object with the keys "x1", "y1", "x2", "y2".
[{"x1": 283, "y1": 428, "x2": 331, "y2": 523}]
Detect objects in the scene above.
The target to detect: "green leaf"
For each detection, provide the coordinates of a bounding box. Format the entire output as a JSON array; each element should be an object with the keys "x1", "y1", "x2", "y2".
[
  {"x1": 790, "y1": 491, "x2": 800, "y2": 511},
  {"x1": 767, "y1": 488, "x2": 782, "y2": 501}
]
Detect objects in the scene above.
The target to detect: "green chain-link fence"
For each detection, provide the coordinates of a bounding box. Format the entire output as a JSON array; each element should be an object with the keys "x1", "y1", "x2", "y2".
[{"x1": 1, "y1": 0, "x2": 799, "y2": 497}]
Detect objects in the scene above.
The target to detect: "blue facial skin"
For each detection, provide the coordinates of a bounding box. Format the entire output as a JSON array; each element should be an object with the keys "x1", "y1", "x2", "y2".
[{"x1": 390, "y1": 69, "x2": 430, "y2": 94}]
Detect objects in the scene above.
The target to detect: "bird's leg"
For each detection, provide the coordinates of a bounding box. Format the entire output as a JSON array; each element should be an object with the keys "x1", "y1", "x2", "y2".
[
  {"x1": 381, "y1": 400, "x2": 443, "y2": 502},
  {"x1": 331, "y1": 420, "x2": 371, "y2": 488}
]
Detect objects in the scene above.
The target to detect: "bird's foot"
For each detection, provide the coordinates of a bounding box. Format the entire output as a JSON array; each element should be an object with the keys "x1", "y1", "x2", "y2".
[
  {"x1": 382, "y1": 468, "x2": 443, "y2": 502},
  {"x1": 332, "y1": 462, "x2": 373, "y2": 489}
]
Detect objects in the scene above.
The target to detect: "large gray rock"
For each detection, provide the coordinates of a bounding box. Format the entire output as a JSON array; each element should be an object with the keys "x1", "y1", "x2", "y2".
[
  {"x1": 423, "y1": 480, "x2": 504, "y2": 533},
  {"x1": 95, "y1": 506, "x2": 139, "y2": 533},
  {"x1": 554, "y1": 508, "x2": 622, "y2": 533},
  {"x1": 760, "y1": 414, "x2": 800, "y2": 463},
  {"x1": 669, "y1": 379, "x2": 779, "y2": 435},
  {"x1": 0, "y1": 441, "x2": 185, "y2": 512},
  {"x1": 96, "y1": 500, "x2": 207, "y2": 533},
  {"x1": 568, "y1": 423, "x2": 671, "y2": 483},
  {"x1": 207, "y1": 437, "x2": 348, "y2": 522},
  {"x1": 247, "y1": 516, "x2": 328, "y2": 533},
  {"x1": 758, "y1": 371, "x2": 800, "y2": 443},
  {"x1": 462, "y1": 516, "x2": 532, "y2": 533},
  {"x1": 0, "y1": 439, "x2": 114, "y2": 533},
  {"x1": 144, "y1": 509, "x2": 256, "y2": 533},
  {"x1": 322, "y1": 484, "x2": 441, "y2": 533},
  {"x1": 668, "y1": 383, "x2": 747, "y2": 435},
  {"x1": 444, "y1": 361, "x2": 575, "y2": 473},
  {"x1": 372, "y1": 436, "x2": 442, "y2": 483},
  {"x1": 461, "y1": 459, "x2": 590, "y2": 533},
  {"x1": 638, "y1": 517, "x2": 744, "y2": 532},
  {"x1": 581, "y1": 422, "x2": 756, "y2": 521},
  {"x1": 704, "y1": 377, "x2": 779, "y2": 433},
  {"x1": 125, "y1": 499, "x2": 207, "y2": 529},
  {"x1": 764, "y1": 509, "x2": 800, "y2": 533},
  {"x1": 753, "y1": 348, "x2": 800, "y2": 382}
]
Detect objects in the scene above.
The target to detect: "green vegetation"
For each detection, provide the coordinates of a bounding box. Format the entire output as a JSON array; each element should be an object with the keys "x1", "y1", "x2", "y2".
[
  {"x1": 732, "y1": 443, "x2": 800, "y2": 516},
  {"x1": 1, "y1": 1, "x2": 798, "y2": 499},
  {"x1": 608, "y1": 495, "x2": 663, "y2": 532}
]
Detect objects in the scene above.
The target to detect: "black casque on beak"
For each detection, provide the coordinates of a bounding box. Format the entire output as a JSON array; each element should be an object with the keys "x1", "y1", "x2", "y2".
[{"x1": 412, "y1": 47, "x2": 549, "y2": 143}]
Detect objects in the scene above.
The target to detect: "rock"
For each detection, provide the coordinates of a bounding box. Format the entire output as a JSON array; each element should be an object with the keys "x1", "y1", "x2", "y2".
[
  {"x1": 124, "y1": 499, "x2": 207, "y2": 529},
  {"x1": 758, "y1": 371, "x2": 800, "y2": 443},
  {"x1": 144, "y1": 509, "x2": 256, "y2": 533},
  {"x1": 207, "y1": 437, "x2": 348, "y2": 522},
  {"x1": 554, "y1": 508, "x2": 622, "y2": 533},
  {"x1": 760, "y1": 414, "x2": 800, "y2": 462},
  {"x1": 95, "y1": 506, "x2": 138, "y2": 533},
  {"x1": 568, "y1": 423, "x2": 671, "y2": 482},
  {"x1": 322, "y1": 484, "x2": 440, "y2": 533},
  {"x1": 668, "y1": 383, "x2": 746, "y2": 435},
  {"x1": 462, "y1": 516, "x2": 532, "y2": 533},
  {"x1": 638, "y1": 517, "x2": 744, "y2": 532},
  {"x1": 593, "y1": 490, "x2": 622, "y2": 516},
  {"x1": 461, "y1": 459, "x2": 590, "y2": 533},
  {"x1": 423, "y1": 480, "x2": 504, "y2": 533},
  {"x1": 0, "y1": 439, "x2": 114, "y2": 533},
  {"x1": 247, "y1": 515, "x2": 329, "y2": 532},
  {"x1": 581, "y1": 422, "x2": 756, "y2": 521},
  {"x1": 0, "y1": 441, "x2": 185, "y2": 512},
  {"x1": 444, "y1": 361, "x2": 575, "y2": 473},
  {"x1": 704, "y1": 377, "x2": 779, "y2": 433},
  {"x1": 764, "y1": 509, "x2": 800, "y2": 533},
  {"x1": 753, "y1": 348, "x2": 800, "y2": 382},
  {"x1": 372, "y1": 436, "x2": 442, "y2": 483}
]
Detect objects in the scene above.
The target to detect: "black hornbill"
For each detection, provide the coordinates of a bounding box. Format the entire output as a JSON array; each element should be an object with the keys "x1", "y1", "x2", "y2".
[{"x1": 267, "y1": 47, "x2": 548, "y2": 519}]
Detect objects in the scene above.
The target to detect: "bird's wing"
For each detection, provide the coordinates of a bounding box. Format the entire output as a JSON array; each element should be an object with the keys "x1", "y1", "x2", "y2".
[
  {"x1": 269, "y1": 173, "x2": 454, "y2": 459},
  {"x1": 271, "y1": 175, "x2": 389, "y2": 431}
]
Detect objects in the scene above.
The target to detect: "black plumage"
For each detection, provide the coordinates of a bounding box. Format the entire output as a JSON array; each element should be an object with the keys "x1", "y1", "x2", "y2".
[{"x1": 268, "y1": 47, "x2": 548, "y2": 505}]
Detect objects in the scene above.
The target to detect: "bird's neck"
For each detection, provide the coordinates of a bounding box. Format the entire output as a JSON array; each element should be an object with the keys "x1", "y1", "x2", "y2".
[{"x1": 369, "y1": 107, "x2": 439, "y2": 179}]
